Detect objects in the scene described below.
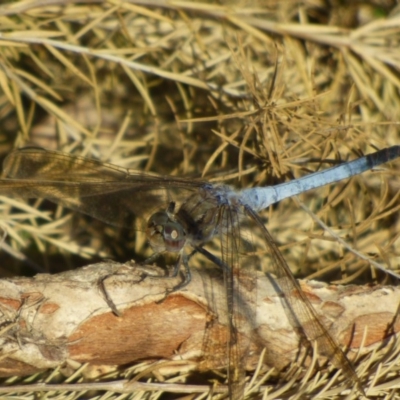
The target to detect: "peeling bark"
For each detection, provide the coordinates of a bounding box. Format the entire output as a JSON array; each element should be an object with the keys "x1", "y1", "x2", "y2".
[{"x1": 0, "y1": 261, "x2": 399, "y2": 378}]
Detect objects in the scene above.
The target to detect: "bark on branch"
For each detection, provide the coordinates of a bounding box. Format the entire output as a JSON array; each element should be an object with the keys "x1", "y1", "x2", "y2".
[{"x1": 0, "y1": 261, "x2": 399, "y2": 378}]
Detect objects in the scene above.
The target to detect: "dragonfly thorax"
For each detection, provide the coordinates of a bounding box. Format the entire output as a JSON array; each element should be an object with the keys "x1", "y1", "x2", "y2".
[{"x1": 146, "y1": 211, "x2": 186, "y2": 253}]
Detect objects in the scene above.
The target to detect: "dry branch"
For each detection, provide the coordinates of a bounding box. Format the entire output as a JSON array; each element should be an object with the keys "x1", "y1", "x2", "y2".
[{"x1": 0, "y1": 261, "x2": 399, "y2": 385}]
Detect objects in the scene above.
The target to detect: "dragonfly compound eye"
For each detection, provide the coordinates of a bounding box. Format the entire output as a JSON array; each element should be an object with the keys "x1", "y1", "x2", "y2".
[
  {"x1": 146, "y1": 211, "x2": 169, "y2": 252},
  {"x1": 163, "y1": 222, "x2": 186, "y2": 252},
  {"x1": 146, "y1": 211, "x2": 186, "y2": 253}
]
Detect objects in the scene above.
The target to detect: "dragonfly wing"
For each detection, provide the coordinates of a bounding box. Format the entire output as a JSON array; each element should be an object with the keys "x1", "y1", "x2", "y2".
[
  {"x1": 218, "y1": 204, "x2": 258, "y2": 400},
  {"x1": 0, "y1": 148, "x2": 205, "y2": 228},
  {"x1": 178, "y1": 187, "x2": 248, "y2": 398},
  {"x1": 244, "y1": 205, "x2": 363, "y2": 394}
]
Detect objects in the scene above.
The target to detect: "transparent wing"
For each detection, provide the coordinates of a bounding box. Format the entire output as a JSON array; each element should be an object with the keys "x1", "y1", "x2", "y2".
[
  {"x1": 0, "y1": 147, "x2": 206, "y2": 228},
  {"x1": 177, "y1": 186, "x2": 257, "y2": 399},
  {"x1": 219, "y1": 205, "x2": 247, "y2": 400},
  {"x1": 198, "y1": 204, "x2": 257, "y2": 400},
  {"x1": 244, "y1": 205, "x2": 364, "y2": 394}
]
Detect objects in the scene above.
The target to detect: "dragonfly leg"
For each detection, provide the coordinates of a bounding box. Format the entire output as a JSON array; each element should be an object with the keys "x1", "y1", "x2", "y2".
[
  {"x1": 140, "y1": 253, "x2": 190, "y2": 292},
  {"x1": 168, "y1": 253, "x2": 192, "y2": 291},
  {"x1": 167, "y1": 246, "x2": 230, "y2": 291},
  {"x1": 98, "y1": 274, "x2": 122, "y2": 317},
  {"x1": 138, "y1": 251, "x2": 177, "y2": 280},
  {"x1": 194, "y1": 245, "x2": 230, "y2": 273},
  {"x1": 138, "y1": 251, "x2": 162, "y2": 265}
]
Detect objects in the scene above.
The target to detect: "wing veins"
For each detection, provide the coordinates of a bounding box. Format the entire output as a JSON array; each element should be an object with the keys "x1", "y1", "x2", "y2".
[
  {"x1": 244, "y1": 205, "x2": 364, "y2": 394},
  {"x1": 219, "y1": 204, "x2": 247, "y2": 400}
]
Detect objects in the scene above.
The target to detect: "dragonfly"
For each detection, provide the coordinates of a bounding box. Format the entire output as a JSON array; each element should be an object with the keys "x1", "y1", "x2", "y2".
[{"x1": 0, "y1": 145, "x2": 399, "y2": 399}]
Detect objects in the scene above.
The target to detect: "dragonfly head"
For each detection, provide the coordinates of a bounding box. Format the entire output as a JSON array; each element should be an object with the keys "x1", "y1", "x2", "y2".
[{"x1": 146, "y1": 211, "x2": 186, "y2": 253}]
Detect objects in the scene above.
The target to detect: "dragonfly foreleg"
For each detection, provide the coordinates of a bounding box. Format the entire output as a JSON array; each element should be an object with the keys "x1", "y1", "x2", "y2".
[{"x1": 98, "y1": 274, "x2": 122, "y2": 316}]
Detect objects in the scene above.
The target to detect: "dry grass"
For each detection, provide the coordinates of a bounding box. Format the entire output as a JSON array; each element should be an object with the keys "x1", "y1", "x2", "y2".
[{"x1": 0, "y1": 0, "x2": 400, "y2": 398}]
